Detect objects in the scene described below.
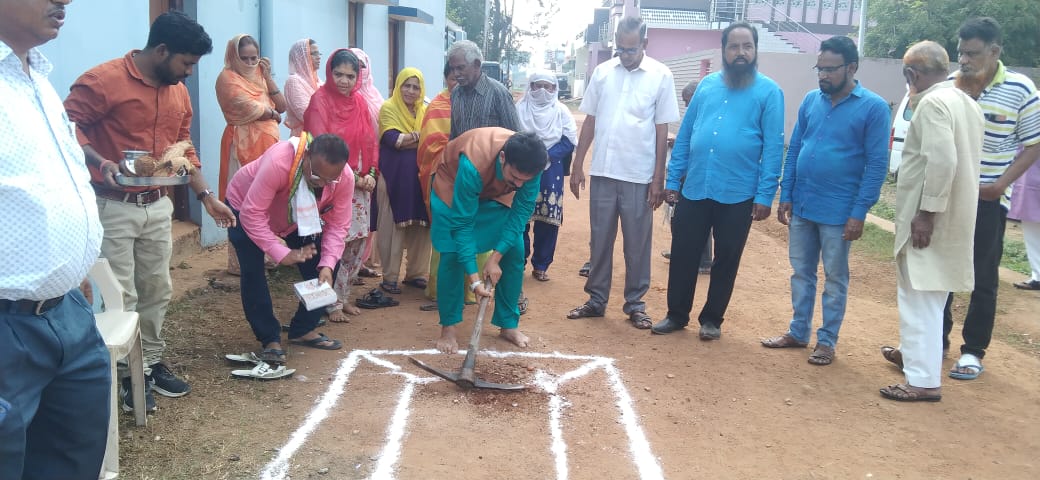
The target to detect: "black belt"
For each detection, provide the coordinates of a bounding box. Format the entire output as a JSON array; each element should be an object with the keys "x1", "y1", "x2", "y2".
[
  {"x1": 94, "y1": 186, "x2": 165, "y2": 207},
  {"x1": 0, "y1": 295, "x2": 65, "y2": 316}
]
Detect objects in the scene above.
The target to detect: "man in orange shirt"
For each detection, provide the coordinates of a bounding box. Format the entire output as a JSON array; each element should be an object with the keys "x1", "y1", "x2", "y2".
[{"x1": 64, "y1": 11, "x2": 234, "y2": 414}]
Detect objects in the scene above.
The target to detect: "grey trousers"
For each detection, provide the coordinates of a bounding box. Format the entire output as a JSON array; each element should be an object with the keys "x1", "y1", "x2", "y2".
[{"x1": 584, "y1": 175, "x2": 653, "y2": 314}]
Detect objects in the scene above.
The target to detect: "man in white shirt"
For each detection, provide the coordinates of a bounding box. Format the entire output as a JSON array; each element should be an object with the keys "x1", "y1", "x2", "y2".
[
  {"x1": 0, "y1": 0, "x2": 111, "y2": 478},
  {"x1": 566, "y1": 16, "x2": 680, "y2": 329}
]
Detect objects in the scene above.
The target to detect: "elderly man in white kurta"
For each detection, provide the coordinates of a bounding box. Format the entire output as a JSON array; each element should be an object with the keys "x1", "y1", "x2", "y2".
[{"x1": 880, "y1": 41, "x2": 984, "y2": 402}]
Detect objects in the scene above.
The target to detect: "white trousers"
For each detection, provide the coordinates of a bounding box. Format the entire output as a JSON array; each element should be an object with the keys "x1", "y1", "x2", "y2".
[
  {"x1": 1022, "y1": 221, "x2": 1040, "y2": 281},
  {"x1": 896, "y1": 254, "x2": 947, "y2": 388}
]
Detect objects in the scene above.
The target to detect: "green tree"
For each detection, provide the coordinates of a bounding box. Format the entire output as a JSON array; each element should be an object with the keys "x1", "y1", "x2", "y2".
[
  {"x1": 864, "y1": 0, "x2": 1040, "y2": 67},
  {"x1": 447, "y1": 0, "x2": 487, "y2": 47}
]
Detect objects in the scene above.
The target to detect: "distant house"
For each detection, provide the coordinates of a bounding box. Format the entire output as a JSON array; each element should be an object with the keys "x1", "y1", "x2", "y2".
[{"x1": 41, "y1": 0, "x2": 445, "y2": 247}]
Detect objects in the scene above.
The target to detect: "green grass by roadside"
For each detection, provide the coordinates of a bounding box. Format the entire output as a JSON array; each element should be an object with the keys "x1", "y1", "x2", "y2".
[{"x1": 869, "y1": 175, "x2": 1032, "y2": 276}]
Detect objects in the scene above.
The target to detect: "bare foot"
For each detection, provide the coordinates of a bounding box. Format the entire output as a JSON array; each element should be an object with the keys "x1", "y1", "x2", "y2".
[
  {"x1": 499, "y1": 328, "x2": 529, "y2": 349},
  {"x1": 327, "y1": 309, "x2": 350, "y2": 323},
  {"x1": 436, "y1": 325, "x2": 458, "y2": 354},
  {"x1": 343, "y1": 304, "x2": 361, "y2": 316}
]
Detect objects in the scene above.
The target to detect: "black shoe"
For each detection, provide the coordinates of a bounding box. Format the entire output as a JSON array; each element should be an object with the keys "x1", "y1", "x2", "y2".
[
  {"x1": 121, "y1": 376, "x2": 157, "y2": 413},
  {"x1": 578, "y1": 262, "x2": 590, "y2": 278},
  {"x1": 699, "y1": 323, "x2": 722, "y2": 341},
  {"x1": 651, "y1": 317, "x2": 687, "y2": 335},
  {"x1": 148, "y1": 363, "x2": 191, "y2": 398}
]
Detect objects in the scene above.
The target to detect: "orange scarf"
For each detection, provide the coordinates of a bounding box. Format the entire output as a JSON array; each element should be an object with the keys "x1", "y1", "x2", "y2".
[{"x1": 216, "y1": 34, "x2": 279, "y2": 199}]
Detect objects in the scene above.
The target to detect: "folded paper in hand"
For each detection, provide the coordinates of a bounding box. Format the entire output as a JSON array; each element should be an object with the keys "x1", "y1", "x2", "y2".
[{"x1": 294, "y1": 279, "x2": 338, "y2": 311}]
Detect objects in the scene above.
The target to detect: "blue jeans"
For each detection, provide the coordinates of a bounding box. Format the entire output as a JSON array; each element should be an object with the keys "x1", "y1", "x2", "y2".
[
  {"x1": 0, "y1": 289, "x2": 111, "y2": 480},
  {"x1": 227, "y1": 205, "x2": 337, "y2": 346},
  {"x1": 787, "y1": 215, "x2": 851, "y2": 347}
]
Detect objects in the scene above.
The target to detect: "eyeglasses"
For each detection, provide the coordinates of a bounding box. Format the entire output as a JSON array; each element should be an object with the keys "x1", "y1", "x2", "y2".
[
  {"x1": 308, "y1": 157, "x2": 340, "y2": 185},
  {"x1": 812, "y1": 64, "x2": 848, "y2": 74},
  {"x1": 615, "y1": 46, "x2": 641, "y2": 56}
]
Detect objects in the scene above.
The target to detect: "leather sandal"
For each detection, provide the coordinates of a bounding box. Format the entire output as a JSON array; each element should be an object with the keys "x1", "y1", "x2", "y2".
[
  {"x1": 761, "y1": 333, "x2": 808, "y2": 348},
  {"x1": 566, "y1": 302, "x2": 603, "y2": 319}
]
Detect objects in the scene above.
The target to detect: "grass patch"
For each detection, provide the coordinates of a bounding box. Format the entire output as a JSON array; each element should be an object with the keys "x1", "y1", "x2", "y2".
[
  {"x1": 869, "y1": 174, "x2": 1030, "y2": 275},
  {"x1": 852, "y1": 222, "x2": 895, "y2": 262},
  {"x1": 1001, "y1": 238, "x2": 1032, "y2": 276}
]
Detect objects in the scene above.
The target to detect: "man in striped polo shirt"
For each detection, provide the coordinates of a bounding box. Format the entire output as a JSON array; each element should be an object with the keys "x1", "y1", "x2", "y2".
[{"x1": 943, "y1": 17, "x2": 1040, "y2": 380}]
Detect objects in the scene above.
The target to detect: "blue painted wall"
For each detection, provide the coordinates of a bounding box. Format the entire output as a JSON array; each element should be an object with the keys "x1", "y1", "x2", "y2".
[
  {"x1": 38, "y1": 0, "x2": 149, "y2": 102},
  {"x1": 192, "y1": 0, "x2": 261, "y2": 246}
]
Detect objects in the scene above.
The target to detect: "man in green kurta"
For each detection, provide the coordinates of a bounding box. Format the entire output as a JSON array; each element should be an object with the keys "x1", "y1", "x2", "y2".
[{"x1": 431, "y1": 128, "x2": 547, "y2": 353}]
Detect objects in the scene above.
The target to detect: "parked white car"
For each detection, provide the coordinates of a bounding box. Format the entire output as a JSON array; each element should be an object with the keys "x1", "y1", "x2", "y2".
[{"x1": 888, "y1": 90, "x2": 912, "y2": 175}]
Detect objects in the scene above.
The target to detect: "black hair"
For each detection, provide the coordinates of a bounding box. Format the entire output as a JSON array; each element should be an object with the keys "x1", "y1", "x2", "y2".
[
  {"x1": 503, "y1": 132, "x2": 548, "y2": 175},
  {"x1": 443, "y1": 61, "x2": 452, "y2": 79},
  {"x1": 310, "y1": 133, "x2": 350, "y2": 166},
  {"x1": 615, "y1": 16, "x2": 647, "y2": 41},
  {"x1": 958, "y1": 17, "x2": 1002, "y2": 45},
  {"x1": 820, "y1": 36, "x2": 858, "y2": 64},
  {"x1": 721, "y1": 22, "x2": 758, "y2": 49},
  {"x1": 146, "y1": 11, "x2": 213, "y2": 56},
  {"x1": 238, "y1": 35, "x2": 259, "y2": 51},
  {"x1": 331, "y1": 49, "x2": 360, "y2": 72}
]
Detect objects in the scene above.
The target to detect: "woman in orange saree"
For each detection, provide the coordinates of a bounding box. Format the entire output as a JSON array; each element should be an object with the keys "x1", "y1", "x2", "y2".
[{"x1": 216, "y1": 34, "x2": 286, "y2": 274}]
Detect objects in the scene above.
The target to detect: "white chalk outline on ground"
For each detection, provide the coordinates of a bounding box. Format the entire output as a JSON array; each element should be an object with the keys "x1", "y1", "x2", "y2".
[{"x1": 259, "y1": 349, "x2": 664, "y2": 480}]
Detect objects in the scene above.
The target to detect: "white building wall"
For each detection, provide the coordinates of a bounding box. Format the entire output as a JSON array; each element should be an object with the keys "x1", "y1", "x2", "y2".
[{"x1": 401, "y1": 0, "x2": 449, "y2": 93}]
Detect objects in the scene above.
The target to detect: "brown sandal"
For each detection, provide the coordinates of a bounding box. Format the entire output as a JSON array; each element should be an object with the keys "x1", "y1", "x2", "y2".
[
  {"x1": 807, "y1": 344, "x2": 835, "y2": 365},
  {"x1": 881, "y1": 346, "x2": 903, "y2": 368},
  {"x1": 761, "y1": 333, "x2": 808, "y2": 348},
  {"x1": 879, "y1": 383, "x2": 942, "y2": 402}
]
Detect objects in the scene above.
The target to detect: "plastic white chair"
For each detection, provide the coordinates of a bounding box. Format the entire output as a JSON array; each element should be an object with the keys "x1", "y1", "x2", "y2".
[{"x1": 89, "y1": 258, "x2": 147, "y2": 480}]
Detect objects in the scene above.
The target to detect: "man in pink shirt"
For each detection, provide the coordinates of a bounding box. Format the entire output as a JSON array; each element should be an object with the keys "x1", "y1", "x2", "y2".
[{"x1": 225, "y1": 133, "x2": 354, "y2": 369}]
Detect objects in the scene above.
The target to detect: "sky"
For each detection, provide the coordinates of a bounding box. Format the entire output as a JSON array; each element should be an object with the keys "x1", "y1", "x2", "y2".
[{"x1": 511, "y1": 0, "x2": 603, "y2": 51}]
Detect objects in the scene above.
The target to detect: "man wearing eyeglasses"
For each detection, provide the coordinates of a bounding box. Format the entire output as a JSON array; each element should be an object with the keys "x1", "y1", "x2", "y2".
[
  {"x1": 566, "y1": 16, "x2": 680, "y2": 330},
  {"x1": 650, "y1": 22, "x2": 783, "y2": 340},
  {"x1": 760, "y1": 36, "x2": 890, "y2": 366},
  {"x1": 224, "y1": 133, "x2": 353, "y2": 371}
]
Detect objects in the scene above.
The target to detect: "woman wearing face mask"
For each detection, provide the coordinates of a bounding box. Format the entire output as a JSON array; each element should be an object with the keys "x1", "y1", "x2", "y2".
[
  {"x1": 304, "y1": 49, "x2": 382, "y2": 321},
  {"x1": 283, "y1": 38, "x2": 322, "y2": 138},
  {"x1": 516, "y1": 70, "x2": 577, "y2": 283},
  {"x1": 216, "y1": 34, "x2": 286, "y2": 274},
  {"x1": 375, "y1": 68, "x2": 431, "y2": 295}
]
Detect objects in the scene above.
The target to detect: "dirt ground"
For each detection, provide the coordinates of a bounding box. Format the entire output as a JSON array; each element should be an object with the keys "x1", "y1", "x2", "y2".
[{"x1": 121, "y1": 113, "x2": 1040, "y2": 480}]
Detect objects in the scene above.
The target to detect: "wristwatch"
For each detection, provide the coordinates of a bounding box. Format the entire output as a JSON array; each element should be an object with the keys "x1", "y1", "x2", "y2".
[{"x1": 196, "y1": 189, "x2": 215, "y2": 201}]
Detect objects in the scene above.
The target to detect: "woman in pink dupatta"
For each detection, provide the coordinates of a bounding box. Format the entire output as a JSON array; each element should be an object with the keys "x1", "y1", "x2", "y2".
[
  {"x1": 283, "y1": 38, "x2": 321, "y2": 137},
  {"x1": 305, "y1": 49, "x2": 381, "y2": 321},
  {"x1": 216, "y1": 33, "x2": 286, "y2": 274},
  {"x1": 349, "y1": 47, "x2": 386, "y2": 276}
]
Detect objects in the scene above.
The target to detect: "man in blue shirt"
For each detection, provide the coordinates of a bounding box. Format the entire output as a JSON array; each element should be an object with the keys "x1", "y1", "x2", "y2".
[
  {"x1": 760, "y1": 36, "x2": 890, "y2": 365},
  {"x1": 652, "y1": 23, "x2": 784, "y2": 339}
]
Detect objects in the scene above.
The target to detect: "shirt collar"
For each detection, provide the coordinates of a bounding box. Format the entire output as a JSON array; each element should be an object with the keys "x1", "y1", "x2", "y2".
[
  {"x1": 470, "y1": 72, "x2": 491, "y2": 95},
  {"x1": 611, "y1": 55, "x2": 646, "y2": 73},
  {"x1": 123, "y1": 50, "x2": 151, "y2": 85},
  {"x1": 988, "y1": 61, "x2": 1007, "y2": 88},
  {"x1": 0, "y1": 41, "x2": 53, "y2": 77},
  {"x1": 819, "y1": 79, "x2": 864, "y2": 102}
]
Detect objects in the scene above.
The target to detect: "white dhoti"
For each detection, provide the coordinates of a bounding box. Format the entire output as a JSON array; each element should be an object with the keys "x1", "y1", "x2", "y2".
[{"x1": 895, "y1": 253, "x2": 947, "y2": 388}]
